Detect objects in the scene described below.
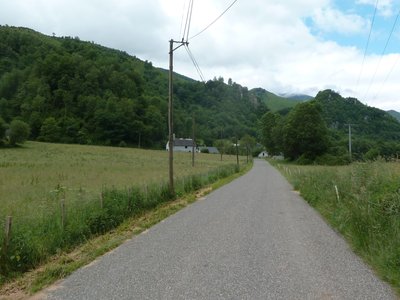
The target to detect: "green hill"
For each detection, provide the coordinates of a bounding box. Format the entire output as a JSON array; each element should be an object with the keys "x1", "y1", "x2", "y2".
[
  {"x1": 314, "y1": 89, "x2": 400, "y2": 160},
  {"x1": 249, "y1": 88, "x2": 305, "y2": 112},
  {"x1": 315, "y1": 90, "x2": 400, "y2": 141},
  {"x1": 0, "y1": 26, "x2": 267, "y2": 148}
]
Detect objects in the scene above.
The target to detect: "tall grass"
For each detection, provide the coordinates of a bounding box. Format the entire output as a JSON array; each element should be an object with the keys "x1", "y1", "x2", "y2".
[
  {"x1": 0, "y1": 142, "x2": 245, "y2": 280},
  {"x1": 274, "y1": 160, "x2": 400, "y2": 291}
]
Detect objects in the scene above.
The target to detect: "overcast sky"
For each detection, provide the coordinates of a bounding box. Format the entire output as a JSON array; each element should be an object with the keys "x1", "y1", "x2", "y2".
[{"x1": 1, "y1": 0, "x2": 400, "y2": 111}]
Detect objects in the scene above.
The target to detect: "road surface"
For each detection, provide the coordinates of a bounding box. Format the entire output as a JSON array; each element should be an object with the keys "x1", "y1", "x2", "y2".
[{"x1": 43, "y1": 159, "x2": 396, "y2": 299}]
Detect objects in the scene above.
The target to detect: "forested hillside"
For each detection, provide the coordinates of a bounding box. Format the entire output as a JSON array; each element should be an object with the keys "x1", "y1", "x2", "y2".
[
  {"x1": 260, "y1": 89, "x2": 400, "y2": 163},
  {"x1": 0, "y1": 26, "x2": 267, "y2": 148},
  {"x1": 315, "y1": 90, "x2": 400, "y2": 141}
]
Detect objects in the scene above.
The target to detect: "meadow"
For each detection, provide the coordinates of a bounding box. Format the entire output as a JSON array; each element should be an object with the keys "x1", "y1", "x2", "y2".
[
  {"x1": 273, "y1": 160, "x2": 400, "y2": 293},
  {"x1": 0, "y1": 141, "x2": 247, "y2": 278}
]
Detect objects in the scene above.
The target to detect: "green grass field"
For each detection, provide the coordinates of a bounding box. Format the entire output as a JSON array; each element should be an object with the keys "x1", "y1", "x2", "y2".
[
  {"x1": 0, "y1": 141, "x2": 243, "y2": 216},
  {"x1": 0, "y1": 141, "x2": 246, "y2": 277},
  {"x1": 273, "y1": 160, "x2": 400, "y2": 293}
]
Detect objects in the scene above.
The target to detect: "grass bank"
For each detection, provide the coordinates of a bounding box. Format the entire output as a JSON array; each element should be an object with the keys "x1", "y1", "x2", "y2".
[
  {"x1": 271, "y1": 160, "x2": 400, "y2": 294},
  {"x1": 0, "y1": 142, "x2": 248, "y2": 282}
]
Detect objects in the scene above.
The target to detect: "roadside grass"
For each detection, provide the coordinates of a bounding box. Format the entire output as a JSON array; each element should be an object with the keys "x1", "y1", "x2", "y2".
[
  {"x1": 0, "y1": 141, "x2": 248, "y2": 284},
  {"x1": 0, "y1": 162, "x2": 252, "y2": 298},
  {"x1": 270, "y1": 159, "x2": 400, "y2": 294}
]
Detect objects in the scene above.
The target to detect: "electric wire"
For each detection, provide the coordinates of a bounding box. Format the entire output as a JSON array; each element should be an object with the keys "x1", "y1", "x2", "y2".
[
  {"x1": 189, "y1": 0, "x2": 238, "y2": 40},
  {"x1": 179, "y1": 0, "x2": 188, "y2": 39},
  {"x1": 356, "y1": 0, "x2": 379, "y2": 89},
  {"x1": 185, "y1": 44, "x2": 205, "y2": 82},
  {"x1": 363, "y1": 7, "x2": 400, "y2": 99},
  {"x1": 185, "y1": 45, "x2": 205, "y2": 82},
  {"x1": 176, "y1": 0, "x2": 205, "y2": 83},
  {"x1": 186, "y1": 0, "x2": 194, "y2": 42},
  {"x1": 373, "y1": 54, "x2": 400, "y2": 100},
  {"x1": 182, "y1": 0, "x2": 194, "y2": 41}
]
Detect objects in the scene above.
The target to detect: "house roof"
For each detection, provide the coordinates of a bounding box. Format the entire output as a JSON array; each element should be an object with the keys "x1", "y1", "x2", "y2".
[
  {"x1": 207, "y1": 147, "x2": 219, "y2": 154},
  {"x1": 174, "y1": 138, "x2": 196, "y2": 147}
]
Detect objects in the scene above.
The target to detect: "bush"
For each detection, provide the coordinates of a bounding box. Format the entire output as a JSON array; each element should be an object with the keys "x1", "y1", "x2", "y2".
[{"x1": 8, "y1": 119, "x2": 30, "y2": 145}]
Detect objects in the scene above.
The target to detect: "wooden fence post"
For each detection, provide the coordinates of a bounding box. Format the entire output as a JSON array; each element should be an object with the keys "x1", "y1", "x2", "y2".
[
  {"x1": 3, "y1": 216, "x2": 12, "y2": 253},
  {"x1": 1, "y1": 216, "x2": 12, "y2": 272},
  {"x1": 127, "y1": 188, "x2": 132, "y2": 212},
  {"x1": 60, "y1": 199, "x2": 66, "y2": 229},
  {"x1": 335, "y1": 185, "x2": 340, "y2": 203}
]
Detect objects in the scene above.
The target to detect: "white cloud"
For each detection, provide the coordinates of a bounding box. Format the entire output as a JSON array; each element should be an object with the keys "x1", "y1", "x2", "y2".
[
  {"x1": 311, "y1": 7, "x2": 369, "y2": 34},
  {"x1": 357, "y1": 0, "x2": 394, "y2": 17}
]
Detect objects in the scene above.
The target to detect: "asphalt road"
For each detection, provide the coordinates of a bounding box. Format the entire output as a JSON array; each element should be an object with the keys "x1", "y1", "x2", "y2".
[{"x1": 43, "y1": 159, "x2": 396, "y2": 299}]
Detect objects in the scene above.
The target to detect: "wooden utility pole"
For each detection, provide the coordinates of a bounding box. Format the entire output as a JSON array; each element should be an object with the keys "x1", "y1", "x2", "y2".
[
  {"x1": 348, "y1": 124, "x2": 352, "y2": 160},
  {"x1": 192, "y1": 114, "x2": 195, "y2": 167},
  {"x1": 236, "y1": 136, "x2": 239, "y2": 168},
  {"x1": 168, "y1": 39, "x2": 174, "y2": 194},
  {"x1": 168, "y1": 39, "x2": 188, "y2": 195},
  {"x1": 345, "y1": 124, "x2": 355, "y2": 161}
]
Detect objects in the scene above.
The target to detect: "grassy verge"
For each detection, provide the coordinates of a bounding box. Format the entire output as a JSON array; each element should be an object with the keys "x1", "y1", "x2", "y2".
[
  {"x1": 270, "y1": 159, "x2": 400, "y2": 294},
  {"x1": 0, "y1": 160, "x2": 252, "y2": 298}
]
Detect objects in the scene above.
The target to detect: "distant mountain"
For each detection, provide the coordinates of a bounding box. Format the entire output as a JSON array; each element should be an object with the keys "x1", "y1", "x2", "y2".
[
  {"x1": 387, "y1": 110, "x2": 400, "y2": 122},
  {"x1": 250, "y1": 88, "x2": 304, "y2": 112},
  {"x1": 279, "y1": 93, "x2": 313, "y2": 101}
]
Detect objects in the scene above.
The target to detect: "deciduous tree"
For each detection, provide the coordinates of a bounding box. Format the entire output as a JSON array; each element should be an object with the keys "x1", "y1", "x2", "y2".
[
  {"x1": 8, "y1": 119, "x2": 30, "y2": 145},
  {"x1": 283, "y1": 101, "x2": 329, "y2": 160}
]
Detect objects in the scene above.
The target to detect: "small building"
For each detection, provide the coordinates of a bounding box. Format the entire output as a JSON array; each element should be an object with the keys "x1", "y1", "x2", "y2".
[
  {"x1": 166, "y1": 138, "x2": 199, "y2": 152},
  {"x1": 200, "y1": 146, "x2": 220, "y2": 154},
  {"x1": 258, "y1": 151, "x2": 268, "y2": 158}
]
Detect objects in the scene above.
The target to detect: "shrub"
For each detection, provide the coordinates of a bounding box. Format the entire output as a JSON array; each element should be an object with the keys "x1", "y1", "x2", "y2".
[{"x1": 8, "y1": 119, "x2": 30, "y2": 145}]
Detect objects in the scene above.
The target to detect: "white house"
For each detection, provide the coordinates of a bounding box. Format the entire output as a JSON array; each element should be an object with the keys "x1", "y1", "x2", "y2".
[
  {"x1": 166, "y1": 138, "x2": 199, "y2": 152},
  {"x1": 258, "y1": 151, "x2": 268, "y2": 158}
]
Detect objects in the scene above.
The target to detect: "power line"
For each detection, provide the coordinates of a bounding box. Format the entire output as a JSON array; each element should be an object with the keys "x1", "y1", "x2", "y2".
[
  {"x1": 363, "y1": 7, "x2": 400, "y2": 99},
  {"x1": 356, "y1": 0, "x2": 379, "y2": 89},
  {"x1": 182, "y1": 0, "x2": 194, "y2": 42},
  {"x1": 179, "y1": 0, "x2": 188, "y2": 39},
  {"x1": 186, "y1": 0, "x2": 194, "y2": 42},
  {"x1": 189, "y1": 0, "x2": 238, "y2": 40},
  {"x1": 185, "y1": 44, "x2": 205, "y2": 82},
  {"x1": 373, "y1": 54, "x2": 400, "y2": 99}
]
